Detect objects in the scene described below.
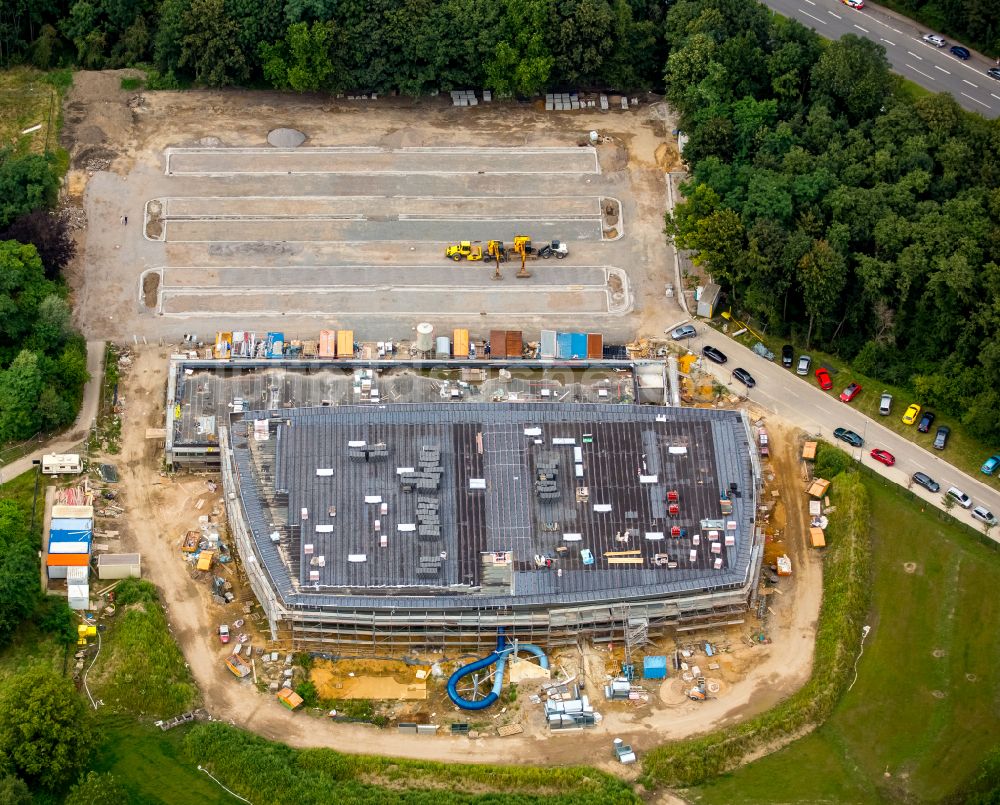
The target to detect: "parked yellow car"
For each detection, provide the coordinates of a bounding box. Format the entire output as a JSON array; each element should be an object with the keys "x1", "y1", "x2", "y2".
[{"x1": 902, "y1": 403, "x2": 921, "y2": 425}]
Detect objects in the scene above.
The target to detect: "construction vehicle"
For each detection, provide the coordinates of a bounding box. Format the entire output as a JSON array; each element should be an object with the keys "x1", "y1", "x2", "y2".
[
  {"x1": 512, "y1": 235, "x2": 569, "y2": 260},
  {"x1": 445, "y1": 241, "x2": 485, "y2": 261},
  {"x1": 486, "y1": 240, "x2": 509, "y2": 262}
]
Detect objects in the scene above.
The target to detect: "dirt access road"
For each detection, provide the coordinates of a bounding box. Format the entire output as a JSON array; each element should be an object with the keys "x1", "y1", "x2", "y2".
[
  {"x1": 120, "y1": 349, "x2": 821, "y2": 772},
  {"x1": 0, "y1": 340, "x2": 104, "y2": 482}
]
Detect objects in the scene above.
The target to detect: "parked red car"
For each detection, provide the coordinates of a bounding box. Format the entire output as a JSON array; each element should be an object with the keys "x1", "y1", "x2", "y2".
[
  {"x1": 870, "y1": 449, "x2": 895, "y2": 467},
  {"x1": 839, "y1": 382, "x2": 862, "y2": 402},
  {"x1": 815, "y1": 367, "x2": 833, "y2": 390},
  {"x1": 218, "y1": 624, "x2": 230, "y2": 644}
]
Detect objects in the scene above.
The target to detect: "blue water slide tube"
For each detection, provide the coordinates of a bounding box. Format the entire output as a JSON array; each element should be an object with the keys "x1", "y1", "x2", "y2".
[{"x1": 446, "y1": 629, "x2": 549, "y2": 710}]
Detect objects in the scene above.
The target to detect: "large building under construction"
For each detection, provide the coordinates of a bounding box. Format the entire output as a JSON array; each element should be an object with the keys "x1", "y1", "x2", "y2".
[{"x1": 214, "y1": 385, "x2": 762, "y2": 652}]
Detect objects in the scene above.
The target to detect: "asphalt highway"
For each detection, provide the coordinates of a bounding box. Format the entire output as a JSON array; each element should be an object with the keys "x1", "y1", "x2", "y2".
[
  {"x1": 678, "y1": 325, "x2": 1000, "y2": 543},
  {"x1": 763, "y1": 0, "x2": 1000, "y2": 118}
]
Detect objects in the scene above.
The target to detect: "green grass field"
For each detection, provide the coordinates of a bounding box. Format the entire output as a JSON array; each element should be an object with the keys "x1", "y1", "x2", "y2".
[
  {"x1": 719, "y1": 323, "x2": 1000, "y2": 487},
  {"x1": 89, "y1": 716, "x2": 235, "y2": 805},
  {"x1": 0, "y1": 67, "x2": 69, "y2": 158},
  {"x1": 690, "y1": 473, "x2": 1000, "y2": 804}
]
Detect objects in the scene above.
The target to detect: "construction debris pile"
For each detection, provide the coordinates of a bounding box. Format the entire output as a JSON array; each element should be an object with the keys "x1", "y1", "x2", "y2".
[{"x1": 539, "y1": 672, "x2": 602, "y2": 730}]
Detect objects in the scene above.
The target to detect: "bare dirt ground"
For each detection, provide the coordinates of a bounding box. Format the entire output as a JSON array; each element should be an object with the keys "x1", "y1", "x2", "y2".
[
  {"x1": 116, "y1": 348, "x2": 821, "y2": 776},
  {"x1": 61, "y1": 71, "x2": 681, "y2": 345}
]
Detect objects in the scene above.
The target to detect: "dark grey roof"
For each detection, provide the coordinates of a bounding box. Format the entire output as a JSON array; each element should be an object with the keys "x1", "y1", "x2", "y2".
[{"x1": 229, "y1": 402, "x2": 756, "y2": 611}]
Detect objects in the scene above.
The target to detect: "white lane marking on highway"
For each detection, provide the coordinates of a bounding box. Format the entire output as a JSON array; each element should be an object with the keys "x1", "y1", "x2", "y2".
[
  {"x1": 992, "y1": 93, "x2": 1000, "y2": 101},
  {"x1": 907, "y1": 50, "x2": 923, "y2": 60},
  {"x1": 906, "y1": 64, "x2": 936, "y2": 81},
  {"x1": 800, "y1": 9, "x2": 826, "y2": 24},
  {"x1": 963, "y1": 79, "x2": 979, "y2": 87},
  {"x1": 854, "y1": 24, "x2": 870, "y2": 32},
  {"x1": 881, "y1": 38, "x2": 895, "y2": 46},
  {"x1": 934, "y1": 65, "x2": 951, "y2": 74},
  {"x1": 960, "y1": 92, "x2": 991, "y2": 108},
  {"x1": 828, "y1": 9, "x2": 842, "y2": 17},
  {"x1": 803, "y1": 0, "x2": 815, "y2": 5}
]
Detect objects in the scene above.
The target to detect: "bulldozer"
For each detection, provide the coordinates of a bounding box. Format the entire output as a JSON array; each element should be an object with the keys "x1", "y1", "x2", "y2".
[{"x1": 445, "y1": 241, "x2": 485, "y2": 261}]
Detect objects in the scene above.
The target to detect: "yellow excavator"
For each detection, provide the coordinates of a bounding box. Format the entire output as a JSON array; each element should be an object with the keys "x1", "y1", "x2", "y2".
[
  {"x1": 486, "y1": 240, "x2": 508, "y2": 262},
  {"x1": 510, "y1": 235, "x2": 534, "y2": 278},
  {"x1": 445, "y1": 241, "x2": 485, "y2": 261}
]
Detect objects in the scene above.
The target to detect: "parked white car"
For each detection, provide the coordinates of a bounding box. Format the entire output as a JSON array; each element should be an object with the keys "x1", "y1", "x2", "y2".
[
  {"x1": 923, "y1": 34, "x2": 946, "y2": 47},
  {"x1": 946, "y1": 486, "x2": 973, "y2": 509}
]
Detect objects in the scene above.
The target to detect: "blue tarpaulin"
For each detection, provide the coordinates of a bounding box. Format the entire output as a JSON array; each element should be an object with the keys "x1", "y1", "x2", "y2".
[{"x1": 267, "y1": 332, "x2": 284, "y2": 358}]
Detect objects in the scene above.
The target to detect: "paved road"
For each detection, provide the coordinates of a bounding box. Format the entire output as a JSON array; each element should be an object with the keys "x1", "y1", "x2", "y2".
[
  {"x1": 0, "y1": 341, "x2": 105, "y2": 483},
  {"x1": 763, "y1": 0, "x2": 1000, "y2": 118},
  {"x1": 681, "y1": 327, "x2": 1000, "y2": 542}
]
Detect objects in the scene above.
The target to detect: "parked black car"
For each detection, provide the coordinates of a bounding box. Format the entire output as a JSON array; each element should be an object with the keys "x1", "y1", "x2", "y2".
[
  {"x1": 833, "y1": 427, "x2": 864, "y2": 447},
  {"x1": 702, "y1": 345, "x2": 728, "y2": 364},
  {"x1": 781, "y1": 344, "x2": 793, "y2": 368},
  {"x1": 917, "y1": 411, "x2": 936, "y2": 433},
  {"x1": 912, "y1": 472, "x2": 940, "y2": 493},
  {"x1": 933, "y1": 425, "x2": 950, "y2": 450},
  {"x1": 732, "y1": 367, "x2": 755, "y2": 388}
]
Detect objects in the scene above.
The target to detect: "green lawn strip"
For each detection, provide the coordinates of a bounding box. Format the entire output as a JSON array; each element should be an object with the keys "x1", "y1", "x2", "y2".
[
  {"x1": 90, "y1": 715, "x2": 233, "y2": 805},
  {"x1": 686, "y1": 473, "x2": 1000, "y2": 803},
  {"x1": 711, "y1": 322, "x2": 999, "y2": 484},
  {"x1": 641, "y1": 470, "x2": 871, "y2": 787},
  {"x1": 694, "y1": 729, "x2": 876, "y2": 804},
  {"x1": 186, "y1": 721, "x2": 640, "y2": 804},
  {"x1": 0, "y1": 468, "x2": 48, "y2": 526}
]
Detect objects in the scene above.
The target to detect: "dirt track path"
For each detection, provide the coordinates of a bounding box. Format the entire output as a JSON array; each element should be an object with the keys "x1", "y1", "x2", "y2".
[{"x1": 121, "y1": 348, "x2": 821, "y2": 771}]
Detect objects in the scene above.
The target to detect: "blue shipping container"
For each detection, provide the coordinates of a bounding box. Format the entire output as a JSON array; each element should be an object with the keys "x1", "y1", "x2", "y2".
[
  {"x1": 51, "y1": 518, "x2": 92, "y2": 532},
  {"x1": 569, "y1": 332, "x2": 587, "y2": 358},
  {"x1": 643, "y1": 655, "x2": 668, "y2": 680},
  {"x1": 556, "y1": 332, "x2": 574, "y2": 359}
]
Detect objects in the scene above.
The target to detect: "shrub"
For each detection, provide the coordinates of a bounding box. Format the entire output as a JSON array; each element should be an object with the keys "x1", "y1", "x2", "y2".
[
  {"x1": 814, "y1": 441, "x2": 853, "y2": 480},
  {"x1": 184, "y1": 721, "x2": 639, "y2": 804}
]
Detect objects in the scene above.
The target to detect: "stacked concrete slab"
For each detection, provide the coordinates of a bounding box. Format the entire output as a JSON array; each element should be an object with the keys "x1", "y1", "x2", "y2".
[
  {"x1": 450, "y1": 89, "x2": 479, "y2": 107},
  {"x1": 545, "y1": 92, "x2": 581, "y2": 111}
]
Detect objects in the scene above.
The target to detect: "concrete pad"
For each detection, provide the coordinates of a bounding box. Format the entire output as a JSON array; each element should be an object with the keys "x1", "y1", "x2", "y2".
[{"x1": 165, "y1": 147, "x2": 600, "y2": 176}]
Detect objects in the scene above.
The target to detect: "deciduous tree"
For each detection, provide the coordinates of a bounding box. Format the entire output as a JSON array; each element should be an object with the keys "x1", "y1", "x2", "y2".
[{"x1": 0, "y1": 667, "x2": 94, "y2": 790}]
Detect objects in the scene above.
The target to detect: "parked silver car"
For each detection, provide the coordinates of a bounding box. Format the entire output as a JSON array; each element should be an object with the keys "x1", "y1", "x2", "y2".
[
  {"x1": 796, "y1": 355, "x2": 811, "y2": 376},
  {"x1": 972, "y1": 505, "x2": 998, "y2": 526},
  {"x1": 670, "y1": 324, "x2": 697, "y2": 341},
  {"x1": 879, "y1": 393, "x2": 892, "y2": 416}
]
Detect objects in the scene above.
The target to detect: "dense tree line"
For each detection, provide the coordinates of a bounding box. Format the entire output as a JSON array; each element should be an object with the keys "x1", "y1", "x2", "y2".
[
  {"x1": 0, "y1": 0, "x2": 665, "y2": 93},
  {"x1": 0, "y1": 495, "x2": 76, "y2": 651},
  {"x1": 0, "y1": 147, "x2": 86, "y2": 443},
  {"x1": 664, "y1": 0, "x2": 1000, "y2": 444}
]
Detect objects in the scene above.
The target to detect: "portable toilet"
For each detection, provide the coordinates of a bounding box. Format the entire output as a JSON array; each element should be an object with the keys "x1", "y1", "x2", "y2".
[{"x1": 643, "y1": 655, "x2": 667, "y2": 680}]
